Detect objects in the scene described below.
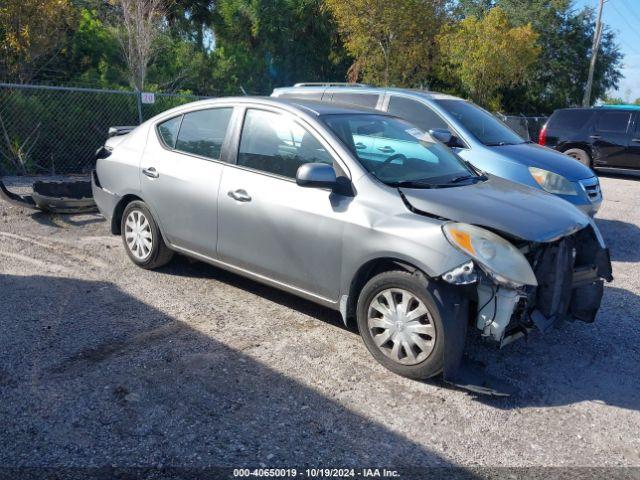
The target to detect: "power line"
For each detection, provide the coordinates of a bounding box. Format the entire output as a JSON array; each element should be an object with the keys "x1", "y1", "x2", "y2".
[
  {"x1": 609, "y1": 0, "x2": 640, "y2": 43},
  {"x1": 619, "y1": 0, "x2": 640, "y2": 25}
]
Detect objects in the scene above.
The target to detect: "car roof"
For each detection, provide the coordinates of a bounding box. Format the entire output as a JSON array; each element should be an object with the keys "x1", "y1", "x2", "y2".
[
  {"x1": 272, "y1": 85, "x2": 463, "y2": 102},
  {"x1": 556, "y1": 105, "x2": 640, "y2": 113},
  {"x1": 168, "y1": 96, "x2": 387, "y2": 117}
]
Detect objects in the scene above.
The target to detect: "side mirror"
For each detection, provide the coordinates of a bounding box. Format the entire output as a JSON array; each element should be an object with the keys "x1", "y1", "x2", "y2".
[
  {"x1": 296, "y1": 162, "x2": 337, "y2": 189},
  {"x1": 428, "y1": 128, "x2": 453, "y2": 145}
]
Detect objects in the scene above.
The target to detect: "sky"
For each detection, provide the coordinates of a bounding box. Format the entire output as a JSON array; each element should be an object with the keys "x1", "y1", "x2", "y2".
[{"x1": 575, "y1": 0, "x2": 640, "y2": 102}]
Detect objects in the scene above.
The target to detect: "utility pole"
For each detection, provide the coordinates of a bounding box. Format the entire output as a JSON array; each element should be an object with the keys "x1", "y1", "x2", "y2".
[{"x1": 583, "y1": 0, "x2": 605, "y2": 107}]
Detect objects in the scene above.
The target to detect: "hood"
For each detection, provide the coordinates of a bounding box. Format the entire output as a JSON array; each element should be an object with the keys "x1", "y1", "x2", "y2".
[
  {"x1": 491, "y1": 143, "x2": 594, "y2": 181},
  {"x1": 400, "y1": 175, "x2": 589, "y2": 242}
]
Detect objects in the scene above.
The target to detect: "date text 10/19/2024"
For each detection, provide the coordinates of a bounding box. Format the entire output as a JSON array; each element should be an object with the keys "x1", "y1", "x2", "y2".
[{"x1": 233, "y1": 468, "x2": 401, "y2": 478}]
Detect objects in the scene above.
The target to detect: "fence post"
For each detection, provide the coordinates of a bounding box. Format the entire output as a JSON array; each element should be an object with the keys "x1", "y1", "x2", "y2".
[{"x1": 136, "y1": 90, "x2": 143, "y2": 124}]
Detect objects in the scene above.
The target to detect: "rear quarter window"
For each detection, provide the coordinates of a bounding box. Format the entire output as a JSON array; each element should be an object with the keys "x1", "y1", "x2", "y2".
[
  {"x1": 548, "y1": 110, "x2": 593, "y2": 134},
  {"x1": 157, "y1": 116, "x2": 182, "y2": 148},
  {"x1": 277, "y1": 90, "x2": 324, "y2": 101},
  {"x1": 330, "y1": 92, "x2": 380, "y2": 109}
]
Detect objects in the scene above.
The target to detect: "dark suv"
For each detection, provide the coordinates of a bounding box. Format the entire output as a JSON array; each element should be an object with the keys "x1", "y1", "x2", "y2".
[{"x1": 540, "y1": 105, "x2": 640, "y2": 174}]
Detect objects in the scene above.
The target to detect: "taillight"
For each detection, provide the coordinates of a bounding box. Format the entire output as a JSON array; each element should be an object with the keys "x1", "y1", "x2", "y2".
[{"x1": 538, "y1": 124, "x2": 547, "y2": 146}]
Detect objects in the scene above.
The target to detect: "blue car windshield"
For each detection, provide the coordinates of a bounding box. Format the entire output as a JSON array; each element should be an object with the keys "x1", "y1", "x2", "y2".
[
  {"x1": 434, "y1": 99, "x2": 525, "y2": 146},
  {"x1": 321, "y1": 113, "x2": 480, "y2": 188}
]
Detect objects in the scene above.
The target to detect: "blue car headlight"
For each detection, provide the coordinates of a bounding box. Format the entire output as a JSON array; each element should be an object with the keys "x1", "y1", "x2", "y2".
[{"x1": 529, "y1": 167, "x2": 578, "y2": 196}]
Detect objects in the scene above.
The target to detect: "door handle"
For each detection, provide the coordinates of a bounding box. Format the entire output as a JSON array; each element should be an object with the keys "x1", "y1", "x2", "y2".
[
  {"x1": 355, "y1": 142, "x2": 367, "y2": 150},
  {"x1": 589, "y1": 135, "x2": 601, "y2": 140},
  {"x1": 377, "y1": 146, "x2": 395, "y2": 153},
  {"x1": 142, "y1": 167, "x2": 159, "y2": 178},
  {"x1": 228, "y1": 189, "x2": 252, "y2": 202},
  {"x1": 632, "y1": 138, "x2": 640, "y2": 143}
]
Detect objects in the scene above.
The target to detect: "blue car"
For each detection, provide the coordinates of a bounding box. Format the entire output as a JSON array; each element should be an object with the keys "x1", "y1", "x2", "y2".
[{"x1": 272, "y1": 84, "x2": 602, "y2": 216}]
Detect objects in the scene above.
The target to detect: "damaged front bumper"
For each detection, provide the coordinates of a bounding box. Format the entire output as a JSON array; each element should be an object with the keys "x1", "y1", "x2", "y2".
[
  {"x1": 477, "y1": 223, "x2": 612, "y2": 346},
  {"x1": 440, "y1": 223, "x2": 612, "y2": 395}
]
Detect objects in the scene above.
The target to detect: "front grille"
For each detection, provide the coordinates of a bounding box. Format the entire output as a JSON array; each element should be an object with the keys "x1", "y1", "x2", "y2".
[{"x1": 579, "y1": 177, "x2": 601, "y2": 203}]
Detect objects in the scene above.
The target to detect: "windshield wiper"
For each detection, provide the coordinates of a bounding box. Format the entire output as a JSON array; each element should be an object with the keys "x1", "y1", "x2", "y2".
[
  {"x1": 447, "y1": 174, "x2": 486, "y2": 184},
  {"x1": 388, "y1": 180, "x2": 440, "y2": 189}
]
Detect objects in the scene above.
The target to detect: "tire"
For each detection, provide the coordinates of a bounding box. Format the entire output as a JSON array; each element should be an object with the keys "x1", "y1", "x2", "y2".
[
  {"x1": 356, "y1": 270, "x2": 447, "y2": 380},
  {"x1": 121, "y1": 200, "x2": 173, "y2": 269},
  {"x1": 564, "y1": 148, "x2": 591, "y2": 167}
]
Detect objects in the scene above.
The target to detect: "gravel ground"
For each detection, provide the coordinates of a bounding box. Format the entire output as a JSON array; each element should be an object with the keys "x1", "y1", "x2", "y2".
[{"x1": 0, "y1": 175, "x2": 639, "y2": 473}]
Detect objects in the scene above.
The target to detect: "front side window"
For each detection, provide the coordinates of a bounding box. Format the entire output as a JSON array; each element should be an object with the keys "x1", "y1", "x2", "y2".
[
  {"x1": 322, "y1": 113, "x2": 480, "y2": 187},
  {"x1": 174, "y1": 108, "x2": 233, "y2": 160},
  {"x1": 434, "y1": 99, "x2": 524, "y2": 146},
  {"x1": 595, "y1": 111, "x2": 631, "y2": 134},
  {"x1": 238, "y1": 109, "x2": 333, "y2": 178},
  {"x1": 387, "y1": 96, "x2": 448, "y2": 132}
]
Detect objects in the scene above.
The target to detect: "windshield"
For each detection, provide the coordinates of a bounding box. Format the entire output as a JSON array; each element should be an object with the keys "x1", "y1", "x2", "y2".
[
  {"x1": 434, "y1": 99, "x2": 524, "y2": 146},
  {"x1": 321, "y1": 113, "x2": 481, "y2": 188}
]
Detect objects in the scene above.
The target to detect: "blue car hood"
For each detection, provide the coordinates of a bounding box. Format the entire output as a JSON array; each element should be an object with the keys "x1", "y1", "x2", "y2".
[
  {"x1": 491, "y1": 143, "x2": 594, "y2": 181},
  {"x1": 401, "y1": 175, "x2": 589, "y2": 242}
]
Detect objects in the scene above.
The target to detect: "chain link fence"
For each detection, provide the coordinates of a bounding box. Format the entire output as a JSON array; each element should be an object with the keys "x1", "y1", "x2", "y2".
[
  {"x1": 498, "y1": 114, "x2": 548, "y2": 143},
  {"x1": 0, "y1": 83, "x2": 209, "y2": 175}
]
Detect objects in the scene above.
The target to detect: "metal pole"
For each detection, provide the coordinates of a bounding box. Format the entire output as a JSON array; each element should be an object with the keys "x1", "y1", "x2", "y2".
[
  {"x1": 583, "y1": 0, "x2": 605, "y2": 107},
  {"x1": 136, "y1": 89, "x2": 143, "y2": 124}
]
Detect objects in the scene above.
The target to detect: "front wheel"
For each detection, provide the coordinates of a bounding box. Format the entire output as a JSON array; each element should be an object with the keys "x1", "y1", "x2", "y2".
[
  {"x1": 121, "y1": 200, "x2": 173, "y2": 269},
  {"x1": 356, "y1": 270, "x2": 447, "y2": 380}
]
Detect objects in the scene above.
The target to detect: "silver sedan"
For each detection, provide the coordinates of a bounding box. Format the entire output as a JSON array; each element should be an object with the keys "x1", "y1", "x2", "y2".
[{"x1": 92, "y1": 97, "x2": 612, "y2": 392}]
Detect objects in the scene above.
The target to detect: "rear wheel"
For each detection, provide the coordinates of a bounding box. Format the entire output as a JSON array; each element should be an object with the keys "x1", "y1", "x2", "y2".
[
  {"x1": 356, "y1": 270, "x2": 446, "y2": 380},
  {"x1": 564, "y1": 148, "x2": 591, "y2": 167},
  {"x1": 121, "y1": 200, "x2": 173, "y2": 269}
]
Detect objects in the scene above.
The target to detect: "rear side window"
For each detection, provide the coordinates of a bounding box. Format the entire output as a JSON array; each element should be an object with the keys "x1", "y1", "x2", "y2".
[
  {"x1": 277, "y1": 90, "x2": 324, "y2": 101},
  {"x1": 387, "y1": 96, "x2": 448, "y2": 131},
  {"x1": 175, "y1": 108, "x2": 233, "y2": 160},
  {"x1": 157, "y1": 116, "x2": 182, "y2": 148},
  {"x1": 330, "y1": 92, "x2": 379, "y2": 109},
  {"x1": 595, "y1": 111, "x2": 632, "y2": 134},
  {"x1": 238, "y1": 109, "x2": 333, "y2": 178},
  {"x1": 548, "y1": 110, "x2": 593, "y2": 133}
]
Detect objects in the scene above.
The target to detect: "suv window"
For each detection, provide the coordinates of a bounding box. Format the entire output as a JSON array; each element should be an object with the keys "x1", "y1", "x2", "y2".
[
  {"x1": 157, "y1": 116, "x2": 182, "y2": 148},
  {"x1": 387, "y1": 96, "x2": 448, "y2": 131},
  {"x1": 330, "y1": 92, "x2": 379, "y2": 109},
  {"x1": 175, "y1": 108, "x2": 233, "y2": 160},
  {"x1": 238, "y1": 109, "x2": 333, "y2": 178},
  {"x1": 549, "y1": 109, "x2": 593, "y2": 133},
  {"x1": 595, "y1": 111, "x2": 632, "y2": 134},
  {"x1": 278, "y1": 91, "x2": 323, "y2": 101}
]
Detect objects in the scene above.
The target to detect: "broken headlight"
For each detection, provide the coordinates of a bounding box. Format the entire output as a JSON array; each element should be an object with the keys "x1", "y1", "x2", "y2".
[{"x1": 442, "y1": 222, "x2": 538, "y2": 287}]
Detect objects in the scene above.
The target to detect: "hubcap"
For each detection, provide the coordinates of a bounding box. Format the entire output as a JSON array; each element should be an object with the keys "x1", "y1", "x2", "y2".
[
  {"x1": 367, "y1": 288, "x2": 436, "y2": 365},
  {"x1": 124, "y1": 210, "x2": 153, "y2": 261}
]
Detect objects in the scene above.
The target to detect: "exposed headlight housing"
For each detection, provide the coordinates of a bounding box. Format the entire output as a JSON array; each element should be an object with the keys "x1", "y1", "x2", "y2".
[
  {"x1": 529, "y1": 167, "x2": 578, "y2": 196},
  {"x1": 442, "y1": 222, "x2": 538, "y2": 287}
]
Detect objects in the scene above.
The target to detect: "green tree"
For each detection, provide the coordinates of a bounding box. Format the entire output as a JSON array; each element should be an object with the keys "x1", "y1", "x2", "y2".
[
  {"x1": 0, "y1": 0, "x2": 77, "y2": 83},
  {"x1": 456, "y1": 0, "x2": 623, "y2": 113},
  {"x1": 211, "y1": 0, "x2": 349, "y2": 95},
  {"x1": 324, "y1": 0, "x2": 446, "y2": 86},
  {"x1": 437, "y1": 7, "x2": 539, "y2": 110}
]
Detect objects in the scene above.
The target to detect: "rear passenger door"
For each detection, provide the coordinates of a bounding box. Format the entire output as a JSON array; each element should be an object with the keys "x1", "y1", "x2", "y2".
[
  {"x1": 590, "y1": 110, "x2": 633, "y2": 167},
  {"x1": 624, "y1": 113, "x2": 640, "y2": 170},
  {"x1": 141, "y1": 107, "x2": 234, "y2": 256}
]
